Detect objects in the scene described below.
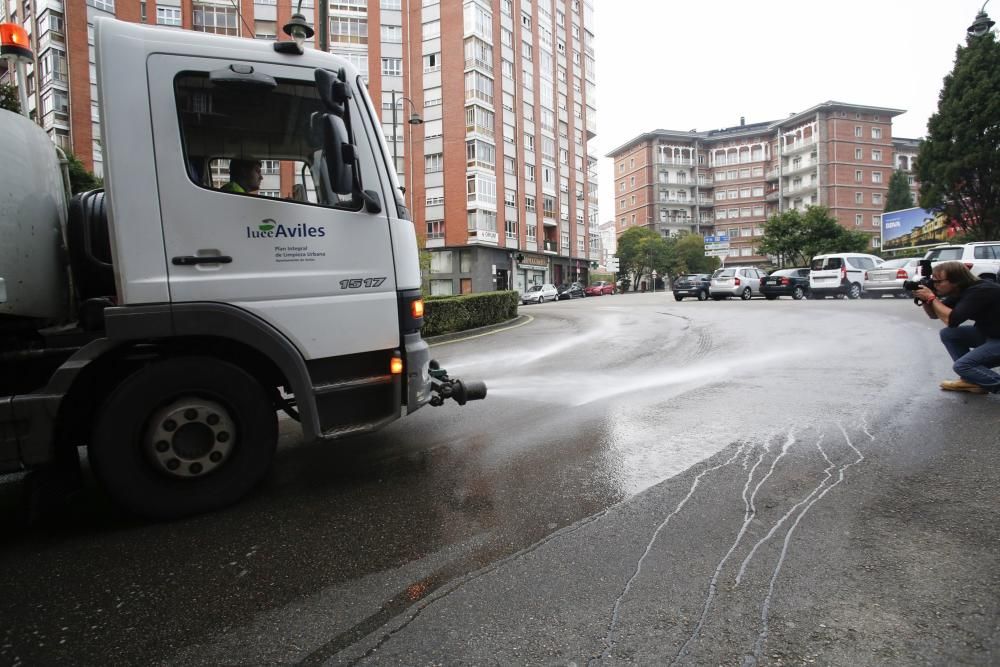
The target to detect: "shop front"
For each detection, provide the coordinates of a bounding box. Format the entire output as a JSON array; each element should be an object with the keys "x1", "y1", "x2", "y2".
[{"x1": 515, "y1": 253, "x2": 550, "y2": 292}]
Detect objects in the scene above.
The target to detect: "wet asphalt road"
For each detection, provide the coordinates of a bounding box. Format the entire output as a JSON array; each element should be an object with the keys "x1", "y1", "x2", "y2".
[{"x1": 1, "y1": 293, "x2": 998, "y2": 665}]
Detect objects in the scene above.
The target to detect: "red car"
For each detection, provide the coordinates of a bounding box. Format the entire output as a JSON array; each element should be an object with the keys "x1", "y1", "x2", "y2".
[{"x1": 587, "y1": 280, "x2": 615, "y2": 295}]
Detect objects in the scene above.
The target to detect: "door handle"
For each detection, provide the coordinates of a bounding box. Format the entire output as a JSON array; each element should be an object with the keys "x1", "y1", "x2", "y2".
[{"x1": 172, "y1": 255, "x2": 233, "y2": 266}]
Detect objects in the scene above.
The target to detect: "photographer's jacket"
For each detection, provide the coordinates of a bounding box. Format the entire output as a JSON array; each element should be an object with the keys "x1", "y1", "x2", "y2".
[{"x1": 944, "y1": 281, "x2": 1000, "y2": 337}]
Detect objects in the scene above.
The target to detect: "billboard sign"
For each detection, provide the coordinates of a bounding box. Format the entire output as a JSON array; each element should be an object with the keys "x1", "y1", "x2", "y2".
[{"x1": 881, "y1": 207, "x2": 940, "y2": 250}]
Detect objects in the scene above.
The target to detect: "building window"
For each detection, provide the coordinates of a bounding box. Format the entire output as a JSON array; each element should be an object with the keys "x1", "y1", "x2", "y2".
[
  {"x1": 873, "y1": 193, "x2": 882, "y2": 205},
  {"x1": 423, "y1": 53, "x2": 440, "y2": 73},
  {"x1": 426, "y1": 219, "x2": 444, "y2": 239},
  {"x1": 872, "y1": 128, "x2": 882, "y2": 139},
  {"x1": 381, "y1": 58, "x2": 402, "y2": 76},
  {"x1": 331, "y1": 16, "x2": 368, "y2": 44},
  {"x1": 855, "y1": 192, "x2": 863, "y2": 204},
  {"x1": 872, "y1": 215, "x2": 881, "y2": 227},
  {"x1": 872, "y1": 171, "x2": 883, "y2": 184},
  {"x1": 855, "y1": 214, "x2": 863, "y2": 226},
  {"x1": 854, "y1": 126, "x2": 862, "y2": 137},
  {"x1": 425, "y1": 153, "x2": 443, "y2": 172},
  {"x1": 193, "y1": 4, "x2": 239, "y2": 35},
  {"x1": 871, "y1": 149, "x2": 882, "y2": 161},
  {"x1": 855, "y1": 148, "x2": 862, "y2": 160},
  {"x1": 423, "y1": 20, "x2": 440, "y2": 40},
  {"x1": 86, "y1": 0, "x2": 115, "y2": 11},
  {"x1": 855, "y1": 170, "x2": 863, "y2": 182},
  {"x1": 506, "y1": 218, "x2": 518, "y2": 239},
  {"x1": 381, "y1": 24, "x2": 402, "y2": 42},
  {"x1": 382, "y1": 0, "x2": 402, "y2": 8}
]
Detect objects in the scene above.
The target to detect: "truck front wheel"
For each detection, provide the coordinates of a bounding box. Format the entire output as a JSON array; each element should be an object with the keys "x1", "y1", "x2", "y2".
[{"x1": 89, "y1": 356, "x2": 277, "y2": 519}]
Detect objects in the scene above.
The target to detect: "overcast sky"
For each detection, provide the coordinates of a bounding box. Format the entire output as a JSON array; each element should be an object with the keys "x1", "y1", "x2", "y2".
[{"x1": 590, "y1": 0, "x2": 987, "y2": 221}]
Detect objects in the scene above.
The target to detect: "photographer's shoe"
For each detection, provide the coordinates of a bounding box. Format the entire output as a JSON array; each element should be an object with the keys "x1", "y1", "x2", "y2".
[{"x1": 940, "y1": 379, "x2": 987, "y2": 394}]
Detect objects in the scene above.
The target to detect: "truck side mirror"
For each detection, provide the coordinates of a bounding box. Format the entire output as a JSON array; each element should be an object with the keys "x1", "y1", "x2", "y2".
[
  {"x1": 314, "y1": 68, "x2": 352, "y2": 116},
  {"x1": 320, "y1": 114, "x2": 354, "y2": 196}
]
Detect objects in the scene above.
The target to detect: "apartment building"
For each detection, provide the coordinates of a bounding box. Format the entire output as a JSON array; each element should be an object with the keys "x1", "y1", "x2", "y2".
[
  {"x1": 607, "y1": 101, "x2": 907, "y2": 265},
  {"x1": 416, "y1": 0, "x2": 598, "y2": 294},
  {"x1": 1, "y1": 0, "x2": 599, "y2": 295}
]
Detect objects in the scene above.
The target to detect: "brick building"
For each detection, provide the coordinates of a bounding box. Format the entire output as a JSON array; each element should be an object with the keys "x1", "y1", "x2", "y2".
[
  {"x1": 607, "y1": 102, "x2": 920, "y2": 265},
  {"x1": 1, "y1": 0, "x2": 599, "y2": 294}
]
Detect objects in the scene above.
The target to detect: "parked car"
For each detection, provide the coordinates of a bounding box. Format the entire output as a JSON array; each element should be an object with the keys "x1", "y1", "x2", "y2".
[
  {"x1": 521, "y1": 283, "x2": 558, "y2": 304},
  {"x1": 585, "y1": 282, "x2": 610, "y2": 296},
  {"x1": 808, "y1": 253, "x2": 883, "y2": 299},
  {"x1": 672, "y1": 273, "x2": 711, "y2": 301},
  {"x1": 590, "y1": 280, "x2": 615, "y2": 295},
  {"x1": 710, "y1": 266, "x2": 765, "y2": 300},
  {"x1": 862, "y1": 257, "x2": 922, "y2": 298},
  {"x1": 923, "y1": 242, "x2": 1000, "y2": 282},
  {"x1": 760, "y1": 268, "x2": 811, "y2": 300},
  {"x1": 557, "y1": 282, "x2": 587, "y2": 299}
]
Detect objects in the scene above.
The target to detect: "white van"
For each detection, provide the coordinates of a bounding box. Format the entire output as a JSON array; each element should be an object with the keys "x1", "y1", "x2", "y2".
[{"x1": 808, "y1": 253, "x2": 883, "y2": 299}]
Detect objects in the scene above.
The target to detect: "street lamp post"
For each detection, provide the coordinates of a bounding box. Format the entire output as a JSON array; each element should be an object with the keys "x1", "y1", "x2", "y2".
[{"x1": 390, "y1": 90, "x2": 423, "y2": 187}]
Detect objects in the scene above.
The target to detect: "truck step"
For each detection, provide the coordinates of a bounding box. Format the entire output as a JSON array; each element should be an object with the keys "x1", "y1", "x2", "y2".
[
  {"x1": 319, "y1": 412, "x2": 398, "y2": 440},
  {"x1": 312, "y1": 375, "x2": 393, "y2": 395}
]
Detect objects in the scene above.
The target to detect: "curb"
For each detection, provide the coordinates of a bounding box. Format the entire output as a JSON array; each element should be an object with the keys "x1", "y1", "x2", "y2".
[{"x1": 426, "y1": 314, "x2": 533, "y2": 347}]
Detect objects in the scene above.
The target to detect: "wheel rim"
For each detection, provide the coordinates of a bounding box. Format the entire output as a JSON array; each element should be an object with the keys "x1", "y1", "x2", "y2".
[
  {"x1": 145, "y1": 398, "x2": 236, "y2": 478},
  {"x1": 794, "y1": 287, "x2": 803, "y2": 299},
  {"x1": 850, "y1": 284, "x2": 860, "y2": 299},
  {"x1": 742, "y1": 288, "x2": 751, "y2": 300},
  {"x1": 698, "y1": 290, "x2": 707, "y2": 301}
]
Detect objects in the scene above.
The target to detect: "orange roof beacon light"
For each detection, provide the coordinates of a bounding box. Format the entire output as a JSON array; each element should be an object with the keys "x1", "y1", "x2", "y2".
[{"x1": 0, "y1": 23, "x2": 33, "y2": 63}]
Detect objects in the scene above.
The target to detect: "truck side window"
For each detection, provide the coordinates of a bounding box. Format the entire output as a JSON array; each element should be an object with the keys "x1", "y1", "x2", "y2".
[{"x1": 173, "y1": 71, "x2": 360, "y2": 210}]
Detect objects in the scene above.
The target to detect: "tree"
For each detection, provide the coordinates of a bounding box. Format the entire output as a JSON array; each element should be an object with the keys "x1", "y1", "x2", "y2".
[
  {"x1": 884, "y1": 169, "x2": 914, "y2": 213},
  {"x1": 0, "y1": 83, "x2": 20, "y2": 114},
  {"x1": 758, "y1": 206, "x2": 870, "y2": 267},
  {"x1": 64, "y1": 152, "x2": 103, "y2": 194},
  {"x1": 916, "y1": 29, "x2": 1000, "y2": 240},
  {"x1": 662, "y1": 233, "x2": 719, "y2": 280},
  {"x1": 616, "y1": 226, "x2": 671, "y2": 291}
]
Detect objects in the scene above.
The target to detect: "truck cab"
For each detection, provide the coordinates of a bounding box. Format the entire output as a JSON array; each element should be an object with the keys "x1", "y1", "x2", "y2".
[{"x1": 0, "y1": 19, "x2": 483, "y2": 518}]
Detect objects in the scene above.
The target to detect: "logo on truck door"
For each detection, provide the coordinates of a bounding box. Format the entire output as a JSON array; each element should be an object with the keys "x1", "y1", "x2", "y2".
[{"x1": 247, "y1": 218, "x2": 326, "y2": 238}]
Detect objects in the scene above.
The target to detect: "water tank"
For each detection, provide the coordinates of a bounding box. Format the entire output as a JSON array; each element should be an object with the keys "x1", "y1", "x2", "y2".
[{"x1": 0, "y1": 108, "x2": 70, "y2": 321}]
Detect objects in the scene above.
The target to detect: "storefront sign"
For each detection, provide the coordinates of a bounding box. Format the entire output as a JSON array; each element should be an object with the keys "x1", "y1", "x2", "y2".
[{"x1": 518, "y1": 254, "x2": 548, "y2": 267}]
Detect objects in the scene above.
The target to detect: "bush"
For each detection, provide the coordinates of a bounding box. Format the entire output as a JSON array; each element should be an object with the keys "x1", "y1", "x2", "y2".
[{"x1": 422, "y1": 290, "x2": 519, "y2": 337}]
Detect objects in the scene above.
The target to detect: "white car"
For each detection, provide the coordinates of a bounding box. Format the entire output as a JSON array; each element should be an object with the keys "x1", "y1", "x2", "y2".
[
  {"x1": 521, "y1": 283, "x2": 558, "y2": 304},
  {"x1": 710, "y1": 267, "x2": 765, "y2": 300},
  {"x1": 809, "y1": 253, "x2": 883, "y2": 299},
  {"x1": 863, "y1": 257, "x2": 922, "y2": 297},
  {"x1": 923, "y1": 242, "x2": 1000, "y2": 282}
]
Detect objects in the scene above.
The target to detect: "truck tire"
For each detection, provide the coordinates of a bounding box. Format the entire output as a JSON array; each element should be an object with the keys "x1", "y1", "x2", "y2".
[{"x1": 89, "y1": 356, "x2": 277, "y2": 519}]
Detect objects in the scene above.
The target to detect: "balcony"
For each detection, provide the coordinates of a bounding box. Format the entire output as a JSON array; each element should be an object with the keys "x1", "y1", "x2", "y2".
[
  {"x1": 543, "y1": 240, "x2": 558, "y2": 253},
  {"x1": 657, "y1": 196, "x2": 694, "y2": 205},
  {"x1": 656, "y1": 158, "x2": 695, "y2": 167},
  {"x1": 657, "y1": 179, "x2": 696, "y2": 188},
  {"x1": 782, "y1": 136, "x2": 816, "y2": 155},
  {"x1": 783, "y1": 158, "x2": 817, "y2": 176},
  {"x1": 783, "y1": 181, "x2": 818, "y2": 196},
  {"x1": 764, "y1": 189, "x2": 780, "y2": 202},
  {"x1": 697, "y1": 176, "x2": 714, "y2": 185}
]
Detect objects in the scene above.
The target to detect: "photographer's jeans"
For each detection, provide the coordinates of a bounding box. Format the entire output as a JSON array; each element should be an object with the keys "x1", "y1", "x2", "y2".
[{"x1": 940, "y1": 325, "x2": 1000, "y2": 392}]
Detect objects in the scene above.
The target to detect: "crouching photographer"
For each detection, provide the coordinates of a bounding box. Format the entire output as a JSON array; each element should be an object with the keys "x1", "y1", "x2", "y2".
[{"x1": 912, "y1": 260, "x2": 1000, "y2": 394}]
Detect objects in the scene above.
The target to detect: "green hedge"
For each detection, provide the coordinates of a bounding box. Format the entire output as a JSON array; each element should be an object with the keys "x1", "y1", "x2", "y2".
[{"x1": 422, "y1": 290, "x2": 519, "y2": 337}]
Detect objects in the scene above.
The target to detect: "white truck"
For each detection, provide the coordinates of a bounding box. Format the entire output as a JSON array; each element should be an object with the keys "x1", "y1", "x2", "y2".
[{"x1": 0, "y1": 19, "x2": 484, "y2": 518}]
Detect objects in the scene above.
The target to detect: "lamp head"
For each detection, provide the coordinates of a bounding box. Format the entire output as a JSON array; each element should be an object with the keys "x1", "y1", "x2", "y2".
[
  {"x1": 968, "y1": 7, "x2": 995, "y2": 37},
  {"x1": 408, "y1": 112, "x2": 423, "y2": 125}
]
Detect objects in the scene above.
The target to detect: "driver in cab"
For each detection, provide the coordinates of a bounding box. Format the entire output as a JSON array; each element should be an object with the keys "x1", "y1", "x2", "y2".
[{"x1": 220, "y1": 158, "x2": 263, "y2": 195}]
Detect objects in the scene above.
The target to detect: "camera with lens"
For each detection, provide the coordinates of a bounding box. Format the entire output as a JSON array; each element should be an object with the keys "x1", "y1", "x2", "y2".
[
  {"x1": 902, "y1": 259, "x2": 933, "y2": 292},
  {"x1": 904, "y1": 259, "x2": 934, "y2": 302}
]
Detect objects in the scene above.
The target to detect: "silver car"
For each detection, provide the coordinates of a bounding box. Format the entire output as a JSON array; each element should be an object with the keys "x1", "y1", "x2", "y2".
[
  {"x1": 862, "y1": 257, "x2": 921, "y2": 298},
  {"x1": 710, "y1": 267, "x2": 765, "y2": 300},
  {"x1": 521, "y1": 283, "x2": 558, "y2": 304}
]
